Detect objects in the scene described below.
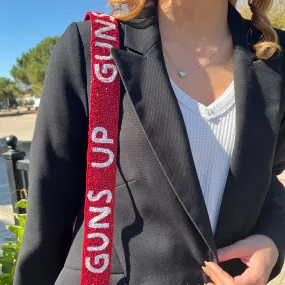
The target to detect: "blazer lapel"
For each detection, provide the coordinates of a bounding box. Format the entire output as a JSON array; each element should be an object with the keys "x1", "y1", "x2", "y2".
[
  {"x1": 111, "y1": 2, "x2": 283, "y2": 257},
  {"x1": 111, "y1": 19, "x2": 217, "y2": 258},
  {"x1": 215, "y1": 5, "x2": 283, "y2": 247}
]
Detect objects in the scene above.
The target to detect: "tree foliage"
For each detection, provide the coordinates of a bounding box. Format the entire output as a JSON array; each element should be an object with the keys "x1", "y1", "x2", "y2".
[
  {"x1": 10, "y1": 36, "x2": 60, "y2": 95},
  {"x1": 239, "y1": 0, "x2": 285, "y2": 31},
  {"x1": 0, "y1": 78, "x2": 17, "y2": 102}
]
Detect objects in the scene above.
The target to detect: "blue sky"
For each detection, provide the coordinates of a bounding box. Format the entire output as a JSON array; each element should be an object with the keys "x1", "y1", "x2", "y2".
[{"x1": 0, "y1": 0, "x2": 109, "y2": 78}]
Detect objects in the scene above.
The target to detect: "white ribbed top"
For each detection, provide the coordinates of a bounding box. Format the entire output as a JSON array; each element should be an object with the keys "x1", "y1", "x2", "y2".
[{"x1": 170, "y1": 79, "x2": 236, "y2": 232}]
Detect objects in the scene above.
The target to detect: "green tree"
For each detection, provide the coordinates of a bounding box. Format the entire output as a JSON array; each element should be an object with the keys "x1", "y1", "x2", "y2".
[
  {"x1": 11, "y1": 36, "x2": 60, "y2": 95},
  {"x1": 0, "y1": 78, "x2": 17, "y2": 107}
]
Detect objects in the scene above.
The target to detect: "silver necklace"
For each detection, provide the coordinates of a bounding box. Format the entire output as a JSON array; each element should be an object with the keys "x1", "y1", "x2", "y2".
[{"x1": 162, "y1": 32, "x2": 230, "y2": 78}]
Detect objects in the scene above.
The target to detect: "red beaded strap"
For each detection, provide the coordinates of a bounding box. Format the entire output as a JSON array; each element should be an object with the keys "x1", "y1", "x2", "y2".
[{"x1": 81, "y1": 12, "x2": 120, "y2": 285}]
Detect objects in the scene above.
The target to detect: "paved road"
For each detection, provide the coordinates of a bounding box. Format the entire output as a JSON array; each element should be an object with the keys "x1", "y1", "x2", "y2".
[{"x1": 0, "y1": 113, "x2": 36, "y2": 142}]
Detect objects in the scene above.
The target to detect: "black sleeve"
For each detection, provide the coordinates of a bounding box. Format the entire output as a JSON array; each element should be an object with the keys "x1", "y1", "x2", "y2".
[
  {"x1": 252, "y1": 113, "x2": 285, "y2": 281},
  {"x1": 14, "y1": 22, "x2": 89, "y2": 285}
]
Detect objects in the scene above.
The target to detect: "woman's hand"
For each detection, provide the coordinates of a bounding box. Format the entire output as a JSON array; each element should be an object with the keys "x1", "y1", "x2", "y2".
[{"x1": 202, "y1": 235, "x2": 279, "y2": 285}]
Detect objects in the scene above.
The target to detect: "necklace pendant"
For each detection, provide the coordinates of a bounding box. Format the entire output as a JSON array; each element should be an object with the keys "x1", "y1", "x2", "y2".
[{"x1": 178, "y1": 71, "x2": 187, "y2": 78}]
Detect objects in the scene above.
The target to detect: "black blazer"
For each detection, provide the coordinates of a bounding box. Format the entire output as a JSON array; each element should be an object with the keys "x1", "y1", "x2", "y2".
[{"x1": 14, "y1": 4, "x2": 285, "y2": 285}]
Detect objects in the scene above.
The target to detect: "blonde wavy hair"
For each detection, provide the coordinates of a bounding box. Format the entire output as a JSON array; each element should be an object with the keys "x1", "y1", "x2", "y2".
[{"x1": 109, "y1": 0, "x2": 280, "y2": 60}]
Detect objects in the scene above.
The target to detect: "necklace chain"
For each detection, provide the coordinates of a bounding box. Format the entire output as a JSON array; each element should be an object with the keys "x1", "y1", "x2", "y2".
[{"x1": 162, "y1": 32, "x2": 230, "y2": 78}]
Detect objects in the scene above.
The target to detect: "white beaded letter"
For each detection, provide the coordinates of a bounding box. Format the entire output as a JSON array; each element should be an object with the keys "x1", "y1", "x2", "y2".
[
  {"x1": 95, "y1": 63, "x2": 118, "y2": 83},
  {"x1": 89, "y1": 207, "x2": 111, "y2": 229},
  {"x1": 91, "y1": 147, "x2": 114, "y2": 168},
  {"x1": 95, "y1": 20, "x2": 116, "y2": 41},
  {"x1": 85, "y1": 254, "x2": 109, "y2": 273},
  {"x1": 92, "y1": 127, "x2": 113, "y2": 144},
  {"x1": 88, "y1": 190, "x2": 112, "y2": 203},
  {"x1": 87, "y1": 233, "x2": 109, "y2": 251}
]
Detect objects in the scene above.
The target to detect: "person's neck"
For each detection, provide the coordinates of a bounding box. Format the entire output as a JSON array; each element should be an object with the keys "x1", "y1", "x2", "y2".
[{"x1": 158, "y1": 0, "x2": 230, "y2": 46}]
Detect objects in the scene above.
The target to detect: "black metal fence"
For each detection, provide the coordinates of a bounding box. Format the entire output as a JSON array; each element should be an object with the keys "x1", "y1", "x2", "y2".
[{"x1": 2, "y1": 136, "x2": 28, "y2": 223}]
